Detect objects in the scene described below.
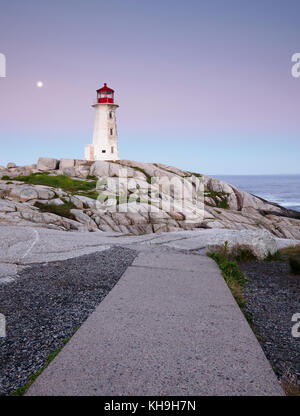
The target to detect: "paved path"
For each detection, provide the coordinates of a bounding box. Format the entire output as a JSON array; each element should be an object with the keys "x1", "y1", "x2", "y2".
[
  {"x1": 26, "y1": 248, "x2": 283, "y2": 396},
  {"x1": 1, "y1": 225, "x2": 298, "y2": 284}
]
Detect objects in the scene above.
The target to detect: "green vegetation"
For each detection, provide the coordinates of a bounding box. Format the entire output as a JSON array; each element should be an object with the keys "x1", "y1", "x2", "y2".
[
  {"x1": 34, "y1": 201, "x2": 76, "y2": 220},
  {"x1": 13, "y1": 173, "x2": 96, "y2": 192},
  {"x1": 216, "y1": 199, "x2": 229, "y2": 209},
  {"x1": 1, "y1": 175, "x2": 11, "y2": 180},
  {"x1": 265, "y1": 251, "x2": 283, "y2": 261},
  {"x1": 188, "y1": 172, "x2": 203, "y2": 178},
  {"x1": 234, "y1": 249, "x2": 257, "y2": 262},
  {"x1": 209, "y1": 242, "x2": 300, "y2": 396},
  {"x1": 289, "y1": 257, "x2": 300, "y2": 275},
  {"x1": 3, "y1": 173, "x2": 99, "y2": 200},
  {"x1": 280, "y1": 246, "x2": 300, "y2": 257},
  {"x1": 208, "y1": 242, "x2": 247, "y2": 309},
  {"x1": 78, "y1": 191, "x2": 99, "y2": 200},
  {"x1": 205, "y1": 188, "x2": 229, "y2": 209},
  {"x1": 278, "y1": 246, "x2": 300, "y2": 275},
  {"x1": 152, "y1": 163, "x2": 173, "y2": 174},
  {"x1": 129, "y1": 166, "x2": 152, "y2": 184},
  {"x1": 11, "y1": 332, "x2": 77, "y2": 396}
]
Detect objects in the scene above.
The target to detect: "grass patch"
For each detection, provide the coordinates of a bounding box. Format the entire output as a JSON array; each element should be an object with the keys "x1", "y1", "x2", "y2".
[
  {"x1": 11, "y1": 332, "x2": 77, "y2": 396},
  {"x1": 279, "y1": 246, "x2": 300, "y2": 275},
  {"x1": 10, "y1": 173, "x2": 97, "y2": 194},
  {"x1": 208, "y1": 243, "x2": 247, "y2": 309},
  {"x1": 34, "y1": 200, "x2": 76, "y2": 220},
  {"x1": 265, "y1": 250, "x2": 284, "y2": 261},
  {"x1": 234, "y1": 249, "x2": 257, "y2": 262},
  {"x1": 29, "y1": 171, "x2": 51, "y2": 176},
  {"x1": 216, "y1": 199, "x2": 229, "y2": 209},
  {"x1": 74, "y1": 191, "x2": 99, "y2": 200},
  {"x1": 280, "y1": 246, "x2": 300, "y2": 257},
  {"x1": 1, "y1": 175, "x2": 12, "y2": 180}
]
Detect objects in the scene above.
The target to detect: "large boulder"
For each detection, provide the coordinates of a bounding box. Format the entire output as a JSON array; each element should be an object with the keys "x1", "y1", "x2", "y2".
[
  {"x1": 74, "y1": 165, "x2": 90, "y2": 178},
  {"x1": 206, "y1": 229, "x2": 278, "y2": 260},
  {"x1": 154, "y1": 162, "x2": 189, "y2": 177},
  {"x1": 9, "y1": 186, "x2": 38, "y2": 202},
  {"x1": 69, "y1": 196, "x2": 84, "y2": 209},
  {"x1": 61, "y1": 167, "x2": 76, "y2": 177},
  {"x1": 75, "y1": 159, "x2": 94, "y2": 167},
  {"x1": 90, "y1": 161, "x2": 110, "y2": 177},
  {"x1": 109, "y1": 163, "x2": 135, "y2": 178},
  {"x1": 40, "y1": 198, "x2": 65, "y2": 206},
  {"x1": 0, "y1": 199, "x2": 18, "y2": 212},
  {"x1": 117, "y1": 160, "x2": 159, "y2": 179},
  {"x1": 23, "y1": 164, "x2": 37, "y2": 174},
  {"x1": 36, "y1": 187, "x2": 56, "y2": 200},
  {"x1": 7, "y1": 162, "x2": 17, "y2": 169},
  {"x1": 59, "y1": 159, "x2": 75, "y2": 169},
  {"x1": 70, "y1": 209, "x2": 98, "y2": 230},
  {"x1": 37, "y1": 157, "x2": 59, "y2": 171},
  {"x1": 74, "y1": 195, "x2": 97, "y2": 209}
]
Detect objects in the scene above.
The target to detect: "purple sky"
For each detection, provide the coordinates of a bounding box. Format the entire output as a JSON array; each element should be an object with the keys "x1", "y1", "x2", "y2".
[{"x1": 0, "y1": 0, "x2": 300, "y2": 174}]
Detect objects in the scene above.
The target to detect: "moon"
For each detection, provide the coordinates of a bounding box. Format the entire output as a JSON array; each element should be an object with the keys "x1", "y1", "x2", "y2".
[{"x1": 36, "y1": 81, "x2": 44, "y2": 88}]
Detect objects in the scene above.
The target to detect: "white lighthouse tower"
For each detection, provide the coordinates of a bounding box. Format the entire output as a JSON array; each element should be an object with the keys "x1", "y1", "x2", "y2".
[{"x1": 85, "y1": 83, "x2": 120, "y2": 161}]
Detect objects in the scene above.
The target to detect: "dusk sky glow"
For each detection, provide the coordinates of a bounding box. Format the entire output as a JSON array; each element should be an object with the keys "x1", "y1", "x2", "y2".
[{"x1": 0, "y1": 0, "x2": 300, "y2": 174}]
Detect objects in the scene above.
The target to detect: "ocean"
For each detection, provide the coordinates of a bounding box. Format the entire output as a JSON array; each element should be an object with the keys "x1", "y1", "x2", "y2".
[{"x1": 214, "y1": 175, "x2": 300, "y2": 213}]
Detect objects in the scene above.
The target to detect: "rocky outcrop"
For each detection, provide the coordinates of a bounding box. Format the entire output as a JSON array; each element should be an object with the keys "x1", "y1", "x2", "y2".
[
  {"x1": 37, "y1": 157, "x2": 59, "y2": 171},
  {"x1": 7, "y1": 163, "x2": 17, "y2": 169},
  {"x1": 59, "y1": 159, "x2": 75, "y2": 169},
  {"x1": 0, "y1": 158, "x2": 299, "y2": 240},
  {"x1": 206, "y1": 229, "x2": 278, "y2": 260}
]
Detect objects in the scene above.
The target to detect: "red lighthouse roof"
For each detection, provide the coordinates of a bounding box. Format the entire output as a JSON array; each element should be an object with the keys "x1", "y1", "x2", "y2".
[
  {"x1": 97, "y1": 83, "x2": 114, "y2": 93},
  {"x1": 96, "y1": 83, "x2": 115, "y2": 103}
]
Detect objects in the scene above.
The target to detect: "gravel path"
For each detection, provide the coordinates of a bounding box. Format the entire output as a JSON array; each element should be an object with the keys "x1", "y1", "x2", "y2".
[
  {"x1": 0, "y1": 247, "x2": 136, "y2": 395},
  {"x1": 240, "y1": 261, "x2": 300, "y2": 386}
]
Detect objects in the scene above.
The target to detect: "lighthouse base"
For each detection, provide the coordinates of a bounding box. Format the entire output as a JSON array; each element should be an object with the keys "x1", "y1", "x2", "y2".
[
  {"x1": 84, "y1": 144, "x2": 120, "y2": 162},
  {"x1": 84, "y1": 145, "x2": 95, "y2": 161}
]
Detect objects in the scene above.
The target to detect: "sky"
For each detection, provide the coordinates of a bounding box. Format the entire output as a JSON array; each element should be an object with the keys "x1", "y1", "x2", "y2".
[{"x1": 0, "y1": 0, "x2": 300, "y2": 174}]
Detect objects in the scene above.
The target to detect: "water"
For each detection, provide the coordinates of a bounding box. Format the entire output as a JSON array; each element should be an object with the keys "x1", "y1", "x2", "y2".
[{"x1": 214, "y1": 175, "x2": 300, "y2": 212}]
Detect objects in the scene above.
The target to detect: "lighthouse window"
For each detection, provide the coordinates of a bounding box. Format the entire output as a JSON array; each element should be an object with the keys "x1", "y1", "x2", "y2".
[
  {"x1": 102, "y1": 150, "x2": 106, "y2": 153},
  {"x1": 109, "y1": 112, "x2": 112, "y2": 119},
  {"x1": 100, "y1": 92, "x2": 112, "y2": 98},
  {"x1": 110, "y1": 128, "x2": 113, "y2": 135},
  {"x1": 111, "y1": 146, "x2": 114, "y2": 153}
]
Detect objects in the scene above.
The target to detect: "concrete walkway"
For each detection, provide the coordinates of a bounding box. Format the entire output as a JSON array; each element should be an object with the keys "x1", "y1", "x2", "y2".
[{"x1": 26, "y1": 248, "x2": 283, "y2": 396}]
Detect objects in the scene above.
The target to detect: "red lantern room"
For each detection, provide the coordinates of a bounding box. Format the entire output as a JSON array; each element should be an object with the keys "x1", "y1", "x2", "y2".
[{"x1": 96, "y1": 83, "x2": 115, "y2": 103}]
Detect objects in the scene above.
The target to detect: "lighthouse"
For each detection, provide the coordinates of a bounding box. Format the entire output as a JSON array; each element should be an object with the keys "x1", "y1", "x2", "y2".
[{"x1": 85, "y1": 83, "x2": 120, "y2": 161}]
